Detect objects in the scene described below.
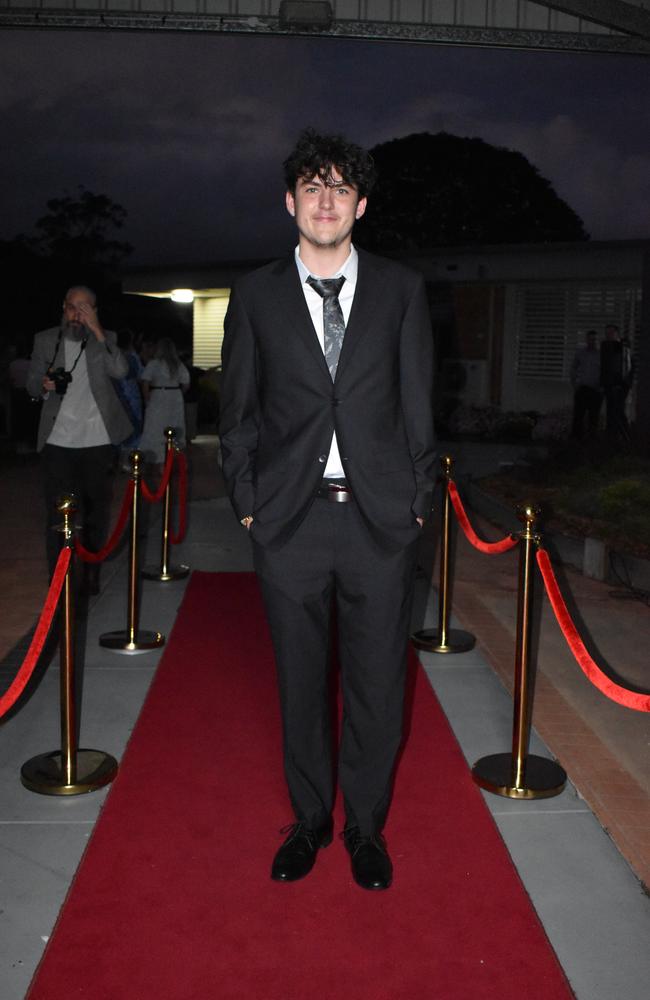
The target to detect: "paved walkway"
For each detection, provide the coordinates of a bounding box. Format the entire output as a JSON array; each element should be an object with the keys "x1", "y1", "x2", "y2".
[
  {"x1": 446, "y1": 442, "x2": 650, "y2": 889},
  {"x1": 1, "y1": 436, "x2": 650, "y2": 999}
]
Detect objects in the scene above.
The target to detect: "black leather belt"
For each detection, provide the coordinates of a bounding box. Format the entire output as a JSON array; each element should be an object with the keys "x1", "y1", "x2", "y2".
[{"x1": 316, "y1": 480, "x2": 353, "y2": 503}]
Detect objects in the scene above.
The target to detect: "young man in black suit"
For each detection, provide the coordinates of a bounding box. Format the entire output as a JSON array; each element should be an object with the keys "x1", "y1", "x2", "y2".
[{"x1": 219, "y1": 129, "x2": 436, "y2": 890}]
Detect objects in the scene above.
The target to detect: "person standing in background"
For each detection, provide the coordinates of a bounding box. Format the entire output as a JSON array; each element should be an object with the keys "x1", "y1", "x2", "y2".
[
  {"x1": 139, "y1": 337, "x2": 190, "y2": 466},
  {"x1": 114, "y1": 328, "x2": 144, "y2": 469},
  {"x1": 600, "y1": 324, "x2": 635, "y2": 441},
  {"x1": 570, "y1": 330, "x2": 602, "y2": 438},
  {"x1": 26, "y1": 285, "x2": 131, "y2": 592}
]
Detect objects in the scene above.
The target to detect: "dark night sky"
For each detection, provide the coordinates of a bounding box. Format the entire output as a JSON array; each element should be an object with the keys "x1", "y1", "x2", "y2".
[{"x1": 1, "y1": 28, "x2": 649, "y2": 265}]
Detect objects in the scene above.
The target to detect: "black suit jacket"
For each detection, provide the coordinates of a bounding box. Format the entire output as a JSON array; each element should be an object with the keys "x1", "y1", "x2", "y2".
[{"x1": 219, "y1": 248, "x2": 436, "y2": 552}]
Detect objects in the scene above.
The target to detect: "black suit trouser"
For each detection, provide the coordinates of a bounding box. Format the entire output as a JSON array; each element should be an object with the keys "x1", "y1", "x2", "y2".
[
  {"x1": 252, "y1": 498, "x2": 419, "y2": 837},
  {"x1": 571, "y1": 386, "x2": 602, "y2": 438},
  {"x1": 42, "y1": 443, "x2": 115, "y2": 576}
]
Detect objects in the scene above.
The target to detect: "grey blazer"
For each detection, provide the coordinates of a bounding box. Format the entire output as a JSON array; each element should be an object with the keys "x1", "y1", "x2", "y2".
[{"x1": 26, "y1": 326, "x2": 133, "y2": 452}]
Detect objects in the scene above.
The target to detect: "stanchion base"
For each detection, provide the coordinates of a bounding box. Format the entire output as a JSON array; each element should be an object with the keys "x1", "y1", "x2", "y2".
[
  {"x1": 99, "y1": 630, "x2": 165, "y2": 653},
  {"x1": 141, "y1": 564, "x2": 190, "y2": 581},
  {"x1": 21, "y1": 749, "x2": 118, "y2": 796},
  {"x1": 472, "y1": 753, "x2": 567, "y2": 799},
  {"x1": 411, "y1": 628, "x2": 476, "y2": 654}
]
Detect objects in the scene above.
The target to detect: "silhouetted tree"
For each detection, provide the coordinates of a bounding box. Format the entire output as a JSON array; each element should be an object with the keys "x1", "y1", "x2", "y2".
[
  {"x1": 356, "y1": 132, "x2": 588, "y2": 252},
  {"x1": 24, "y1": 186, "x2": 132, "y2": 270},
  {"x1": 3, "y1": 188, "x2": 134, "y2": 341}
]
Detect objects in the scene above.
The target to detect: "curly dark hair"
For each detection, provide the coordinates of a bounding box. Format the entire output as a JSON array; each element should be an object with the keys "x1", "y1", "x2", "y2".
[{"x1": 283, "y1": 128, "x2": 376, "y2": 198}]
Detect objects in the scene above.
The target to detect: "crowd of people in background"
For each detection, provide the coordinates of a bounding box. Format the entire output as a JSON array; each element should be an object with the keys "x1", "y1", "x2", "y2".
[
  {"x1": 0, "y1": 307, "x2": 637, "y2": 463},
  {"x1": 0, "y1": 285, "x2": 202, "y2": 592},
  {"x1": 0, "y1": 318, "x2": 198, "y2": 461},
  {"x1": 570, "y1": 323, "x2": 636, "y2": 442}
]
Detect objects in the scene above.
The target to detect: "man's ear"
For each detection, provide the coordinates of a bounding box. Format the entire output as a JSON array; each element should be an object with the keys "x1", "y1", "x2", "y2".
[
  {"x1": 355, "y1": 196, "x2": 367, "y2": 221},
  {"x1": 286, "y1": 190, "x2": 296, "y2": 217}
]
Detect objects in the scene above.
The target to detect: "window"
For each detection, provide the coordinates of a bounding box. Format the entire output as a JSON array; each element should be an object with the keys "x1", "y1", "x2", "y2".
[
  {"x1": 193, "y1": 293, "x2": 230, "y2": 369},
  {"x1": 516, "y1": 286, "x2": 568, "y2": 379},
  {"x1": 516, "y1": 283, "x2": 641, "y2": 380}
]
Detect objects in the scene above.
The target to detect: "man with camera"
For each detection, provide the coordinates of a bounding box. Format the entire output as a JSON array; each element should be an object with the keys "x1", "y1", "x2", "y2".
[{"x1": 26, "y1": 286, "x2": 132, "y2": 590}]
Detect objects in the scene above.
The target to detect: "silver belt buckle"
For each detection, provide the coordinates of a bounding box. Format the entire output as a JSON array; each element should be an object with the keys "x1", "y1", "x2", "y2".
[{"x1": 328, "y1": 484, "x2": 351, "y2": 503}]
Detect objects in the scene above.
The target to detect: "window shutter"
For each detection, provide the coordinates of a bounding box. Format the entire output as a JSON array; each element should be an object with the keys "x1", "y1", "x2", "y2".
[{"x1": 193, "y1": 294, "x2": 230, "y2": 369}]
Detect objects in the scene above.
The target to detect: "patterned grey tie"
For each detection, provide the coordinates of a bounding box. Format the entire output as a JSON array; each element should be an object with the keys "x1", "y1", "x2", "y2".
[{"x1": 307, "y1": 275, "x2": 346, "y2": 380}]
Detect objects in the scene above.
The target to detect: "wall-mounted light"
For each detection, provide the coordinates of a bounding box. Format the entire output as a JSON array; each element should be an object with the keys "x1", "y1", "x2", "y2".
[
  {"x1": 279, "y1": 1, "x2": 333, "y2": 28},
  {"x1": 171, "y1": 288, "x2": 194, "y2": 303}
]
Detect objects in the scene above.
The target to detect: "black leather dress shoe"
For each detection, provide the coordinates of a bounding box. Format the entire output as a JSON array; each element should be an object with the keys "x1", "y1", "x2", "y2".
[
  {"x1": 343, "y1": 827, "x2": 393, "y2": 890},
  {"x1": 271, "y1": 821, "x2": 333, "y2": 882}
]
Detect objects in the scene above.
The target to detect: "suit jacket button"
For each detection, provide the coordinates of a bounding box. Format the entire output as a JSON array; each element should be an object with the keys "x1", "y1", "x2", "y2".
[{"x1": 318, "y1": 454, "x2": 327, "y2": 463}]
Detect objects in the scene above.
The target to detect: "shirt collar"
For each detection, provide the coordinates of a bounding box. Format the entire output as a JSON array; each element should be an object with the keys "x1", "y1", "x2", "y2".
[{"x1": 295, "y1": 244, "x2": 358, "y2": 285}]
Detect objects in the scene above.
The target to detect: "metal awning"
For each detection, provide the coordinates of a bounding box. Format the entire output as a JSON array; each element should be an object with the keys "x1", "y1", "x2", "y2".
[{"x1": 2, "y1": 0, "x2": 650, "y2": 55}]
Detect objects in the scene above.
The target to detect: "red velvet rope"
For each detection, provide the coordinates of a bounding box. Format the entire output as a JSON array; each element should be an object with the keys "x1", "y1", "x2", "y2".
[
  {"x1": 169, "y1": 451, "x2": 188, "y2": 545},
  {"x1": 536, "y1": 548, "x2": 650, "y2": 712},
  {"x1": 141, "y1": 449, "x2": 174, "y2": 504},
  {"x1": 447, "y1": 481, "x2": 519, "y2": 555},
  {"x1": 0, "y1": 548, "x2": 71, "y2": 719},
  {"x1": 75, "y1": 480, "x2": 135, "y2": 564}
]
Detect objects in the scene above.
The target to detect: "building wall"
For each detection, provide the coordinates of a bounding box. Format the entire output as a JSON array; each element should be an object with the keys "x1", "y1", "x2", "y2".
[
  {"x1": 125, "y1": 241, "x2": 647, "y2": 420},
  {"x1": 412, "y1": 243, "x2": 646, "y2": 417}
]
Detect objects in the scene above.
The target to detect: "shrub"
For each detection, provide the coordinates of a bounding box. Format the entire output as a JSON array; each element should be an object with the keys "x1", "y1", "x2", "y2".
[
  {"x1": 446, "y1": 405, "x2": 536, "y2": 441},
  {"x1": 598, "y1": 479, "x2": 650, "y2": 519},
  {"x1": 531, "y1": 408, "x2": 572, "y2": 441}
]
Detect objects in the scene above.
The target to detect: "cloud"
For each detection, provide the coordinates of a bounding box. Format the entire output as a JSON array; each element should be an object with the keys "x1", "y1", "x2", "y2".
[
  {"x1": 487, "y1": 114, "x2": 650, "y2": 239},
  {"x1": 369, "y1": 99, "x2": 650, "y2": 241},
  {"x1": 1, "y1": 30, "x2": 649, "y2": 262}
]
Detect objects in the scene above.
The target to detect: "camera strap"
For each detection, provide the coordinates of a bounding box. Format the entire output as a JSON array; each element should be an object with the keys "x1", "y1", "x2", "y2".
[{"x1": 48, "y1": 327, "x2": 88, "y2": 376}]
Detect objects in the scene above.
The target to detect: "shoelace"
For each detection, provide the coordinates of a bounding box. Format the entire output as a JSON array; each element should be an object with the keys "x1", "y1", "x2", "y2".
[
  {"x1": 340, "y1": 828, "x2": 387, "y2": 856},
  {"x1": 279, "y1": 822, "x2": 317, "y2": 848}
]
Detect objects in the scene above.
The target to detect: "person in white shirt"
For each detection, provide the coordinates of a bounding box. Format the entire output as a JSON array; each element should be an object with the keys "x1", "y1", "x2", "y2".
[{"x1": 570, "y1": 330, "x2": 602, "y2": 438}]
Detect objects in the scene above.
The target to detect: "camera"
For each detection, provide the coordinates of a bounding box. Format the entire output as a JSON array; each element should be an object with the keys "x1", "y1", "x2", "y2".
[{"x1": 50, "y1": 367, "x2": 73, "y2": 396}]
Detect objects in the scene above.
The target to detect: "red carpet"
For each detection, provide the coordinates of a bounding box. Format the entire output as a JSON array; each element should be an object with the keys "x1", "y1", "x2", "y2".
[{"x1": 28, "y1": 572, "x2": 573, "y2": 999}]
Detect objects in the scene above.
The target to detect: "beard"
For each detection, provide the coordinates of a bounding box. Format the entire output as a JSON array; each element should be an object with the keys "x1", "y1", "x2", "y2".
[{"x1": 62, "y1": 318, "x2": 86, "y2": 341}]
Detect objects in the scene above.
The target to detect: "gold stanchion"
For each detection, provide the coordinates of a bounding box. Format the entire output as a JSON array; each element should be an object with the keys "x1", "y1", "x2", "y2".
[
  {"x1": 21, "y1": 496, "x2": 118, "y2": 795},
  {"x1": 99, "y1": 452, "x2": 165, "y2": 653},
  {"x1": 142, "y1": 427, "x2": 189, "y2": 582},
  {"x1": 411, "y1": 455, "x2": 475, "y2": 654},
  {"x1": 472, "y1": 504, "x2": 566, "y2": 799}
]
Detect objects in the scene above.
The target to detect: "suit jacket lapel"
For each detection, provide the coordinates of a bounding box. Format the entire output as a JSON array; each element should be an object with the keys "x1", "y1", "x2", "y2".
[
  {"x1": 271, "y1": 250, "x2": 383, "y2": 384},
  {"x1": 273, "y1": 255, "x2": 332, "y2": 381},
  {"x1": 335, "y1": 251, "x2": 381, "y2": 382}
]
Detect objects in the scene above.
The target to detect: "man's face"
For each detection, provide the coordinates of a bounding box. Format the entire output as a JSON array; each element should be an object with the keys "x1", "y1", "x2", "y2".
[
  {"x1": 285, "y1": 168, "x2": 367, "y2": 251},
  {"x1": 586, "y1": 333, "x2": 597, "y2": 349},
  {"x1": 605, "y1": 325, "x2": 619, "y2": 341},
  {"x1": 62, "y1": 290, "x2": 94, "y2": 336}
]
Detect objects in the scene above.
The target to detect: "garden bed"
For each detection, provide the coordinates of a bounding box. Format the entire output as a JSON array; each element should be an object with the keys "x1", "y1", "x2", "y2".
[{"x1": 476, "y1": 445, "x2": 650, "y2": 562}]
